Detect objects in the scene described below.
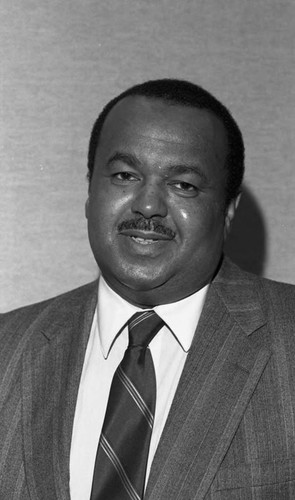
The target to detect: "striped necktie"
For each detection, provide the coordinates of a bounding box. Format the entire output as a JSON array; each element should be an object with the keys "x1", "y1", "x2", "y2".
[{"x1": 90, "y1": 310, "x2": 164, "y2": 500}]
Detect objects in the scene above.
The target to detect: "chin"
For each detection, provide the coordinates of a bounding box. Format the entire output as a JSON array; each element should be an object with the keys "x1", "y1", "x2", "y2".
[{"x1": 117, "y1": 266, "x2": 168, "y2": 292}]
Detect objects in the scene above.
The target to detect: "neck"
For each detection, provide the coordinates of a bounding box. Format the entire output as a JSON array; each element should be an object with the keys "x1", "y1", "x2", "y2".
[{"x1": 102, "y1": 274, "x2": 212, "y2": 308}]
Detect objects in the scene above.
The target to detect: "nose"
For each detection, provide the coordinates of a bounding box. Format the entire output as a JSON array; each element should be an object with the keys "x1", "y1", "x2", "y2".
[{"x1": 131, "y1": 180, "x2": 168, "y2": 219}]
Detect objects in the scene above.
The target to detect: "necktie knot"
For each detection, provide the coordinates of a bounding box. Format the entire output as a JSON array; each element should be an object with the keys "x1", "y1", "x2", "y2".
[{"x1": 128, "y1": 310, "x2": 164, "y2": 348}]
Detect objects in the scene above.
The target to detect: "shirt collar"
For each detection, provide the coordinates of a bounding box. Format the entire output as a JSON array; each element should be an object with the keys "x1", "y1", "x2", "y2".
[
  {"x1": 153, "y1": 287, "x2": 208, "y2": 351},
  {"x1": 98, "y1": 276, "x2": 209, "y2": 357}
]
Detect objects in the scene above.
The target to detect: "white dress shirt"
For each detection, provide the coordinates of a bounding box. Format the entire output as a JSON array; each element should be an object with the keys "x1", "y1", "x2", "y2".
[{"x1": 70, "y1": 276, "x2": 208, "y2": 500}]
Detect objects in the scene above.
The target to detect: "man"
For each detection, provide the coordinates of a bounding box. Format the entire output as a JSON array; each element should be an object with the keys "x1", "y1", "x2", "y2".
[{"x1": 0, "y1": 79, "x2": 294, "y2": 500}]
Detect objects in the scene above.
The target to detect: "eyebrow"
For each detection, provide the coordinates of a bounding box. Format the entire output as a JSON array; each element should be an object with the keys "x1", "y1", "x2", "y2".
[
  {"x1": 107, "y1": 152, "x2": 140, "y2": 169},
  {"x1": 166, "y1": 164, "x2": 209, "y2": 183},
  {"x1": 106, "y1": 151, "x2": 208, "y2": 183}
]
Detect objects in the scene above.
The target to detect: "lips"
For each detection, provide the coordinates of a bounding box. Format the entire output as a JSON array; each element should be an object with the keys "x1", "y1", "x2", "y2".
[
  {"x1": 131, "y1": 237, "x2": 158, "y2": 245},
  {"x1": 119, "y1": 228, "x2": 173, "y2": 242}
]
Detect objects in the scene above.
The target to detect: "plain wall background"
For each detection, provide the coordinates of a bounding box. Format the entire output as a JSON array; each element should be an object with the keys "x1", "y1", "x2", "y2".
[{"x1": 1, "y1": 0, "x2": 294, "y2": 312}]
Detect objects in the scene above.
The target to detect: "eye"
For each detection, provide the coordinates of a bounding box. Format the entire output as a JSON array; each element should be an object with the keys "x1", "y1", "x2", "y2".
[
  {"x1": 171, "y1": 181, "x2": 199, "y2": 195},
  {"x1": 112, "y1": 172, "x2": 138, "y2": 183}
]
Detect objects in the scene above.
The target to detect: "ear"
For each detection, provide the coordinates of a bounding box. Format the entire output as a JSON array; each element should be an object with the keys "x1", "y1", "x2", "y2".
[
  {"x1": 224, "y1": 193, "x2": 241, "y2": 239},
  {"x1": 85, "y1": 198, "x2": 89, "y2": 219}
]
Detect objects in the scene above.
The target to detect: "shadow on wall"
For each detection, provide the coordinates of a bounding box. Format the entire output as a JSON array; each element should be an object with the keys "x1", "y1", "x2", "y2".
[{"x1": 224, "y1": 184, "x2": 267, "y2": 276}]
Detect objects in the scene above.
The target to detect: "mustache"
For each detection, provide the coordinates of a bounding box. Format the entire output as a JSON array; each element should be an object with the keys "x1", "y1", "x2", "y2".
[{"x1": 118, "y1": 217, "x2": 176, "y2": 239}]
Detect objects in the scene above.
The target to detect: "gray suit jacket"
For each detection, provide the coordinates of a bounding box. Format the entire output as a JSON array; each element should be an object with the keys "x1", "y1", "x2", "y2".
[{"x1": 1, "y1": 257, "x2": 295, "y2": 499}]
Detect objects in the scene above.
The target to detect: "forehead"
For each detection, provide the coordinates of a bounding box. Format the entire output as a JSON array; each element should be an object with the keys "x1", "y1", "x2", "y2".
[{"x1": 97, "y1": 96, "x2": 228, "y2": 168}]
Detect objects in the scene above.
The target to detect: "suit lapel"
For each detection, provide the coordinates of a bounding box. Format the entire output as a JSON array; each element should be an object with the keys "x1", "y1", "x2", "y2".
[
  {"x1": 21, "y1": 282, "x2": 98, "y2": 500},
  {"x1": 146, "y1": 259, "x2": 272, "y2": 500}
]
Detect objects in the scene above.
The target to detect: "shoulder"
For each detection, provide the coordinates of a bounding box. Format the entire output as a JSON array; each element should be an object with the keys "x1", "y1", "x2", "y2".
[
  {"x1": 218, "y1": 257, "x2": 295, "y2": 325},
  {"x1": 0, "y1": 280, "x2": 98, "y2": 321},
  {"x1": 258, "y1": 274, "x2": 295, "y2": 326},
  {"x1": 219, "y1": 256, "x2": 295, "y2": 292},
  {"x1": 238, "y1": 262, "x2": 295, "y2": 312},
  {"x1": 0, "y1": 280, "x2": 98, "y2": 349}
]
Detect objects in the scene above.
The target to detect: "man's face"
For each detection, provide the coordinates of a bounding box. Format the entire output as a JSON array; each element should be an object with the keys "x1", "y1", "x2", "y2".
[{"x1": 86, "y1": 96, "x2": 238, "y2": 307}]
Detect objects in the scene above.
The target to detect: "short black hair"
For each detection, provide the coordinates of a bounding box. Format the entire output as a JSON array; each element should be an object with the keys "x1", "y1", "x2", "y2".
[{"x1": 87, "y1": 78, "x2": 244, "y2": 205}]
